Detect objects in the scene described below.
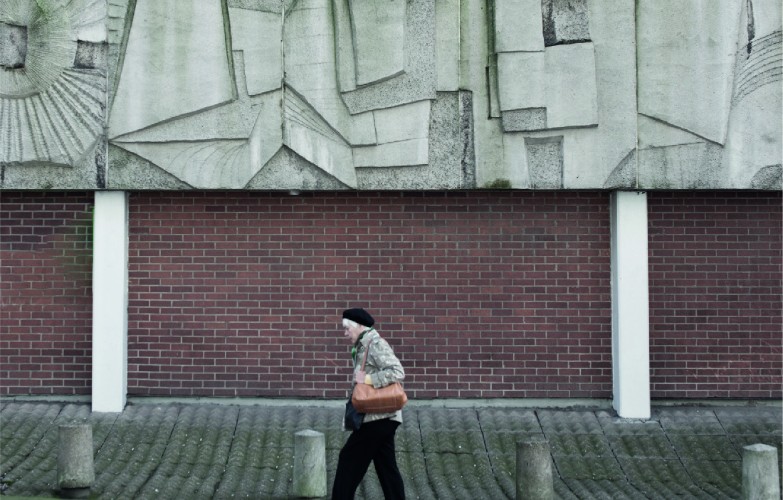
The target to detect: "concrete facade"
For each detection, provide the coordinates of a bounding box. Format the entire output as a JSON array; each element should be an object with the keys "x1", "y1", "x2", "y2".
[
  {"x1": 1, "y1": 1, "x2": 781, "y2": 417},
  {"x1": 0, "y1": 0, "x2": 779, "y2": 190}
]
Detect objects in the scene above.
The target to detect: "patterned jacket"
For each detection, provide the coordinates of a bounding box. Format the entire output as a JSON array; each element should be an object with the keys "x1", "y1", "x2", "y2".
[{"x1": 352, "y1": 329, "x2": 405, "y2": 424}]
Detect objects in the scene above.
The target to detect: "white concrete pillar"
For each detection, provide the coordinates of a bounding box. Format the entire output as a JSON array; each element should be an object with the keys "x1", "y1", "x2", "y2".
[
  {"x1": 92, "y1": 191, "x2": 129, "y2": 413},
  {"x1": 610, "y1": 191, "x2": 650, "y2": 419}
]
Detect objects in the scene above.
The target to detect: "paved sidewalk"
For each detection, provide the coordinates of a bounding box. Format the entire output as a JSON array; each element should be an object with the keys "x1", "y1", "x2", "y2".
[{"x1": 0, "y1": 400, "x2": 780, "y2": 499}]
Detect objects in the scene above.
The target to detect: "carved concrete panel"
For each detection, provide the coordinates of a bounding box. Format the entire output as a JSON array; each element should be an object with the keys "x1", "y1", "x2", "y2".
[
  {"x1": 1, "y1": 0, "x2": 779, "y2": 191},
  {"x1": 637, "y1": 0, "x2": 782, "y2": 189},
  {"x1": 494, "y1": 0, "x2": 597, "y2": 133},
  {"x1": 0, "y1": 0, "x2": 107, "y2": 188},
  {"x1": 487, "y1": 0, "x2": 631, "y2": 189},
  {"x1": 103, "y1": 0, "x2": 449, "y2": 190}
]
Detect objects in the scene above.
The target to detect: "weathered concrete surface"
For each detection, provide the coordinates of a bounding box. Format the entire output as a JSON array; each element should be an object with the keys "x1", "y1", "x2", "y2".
[
  {"x1": 0, "y1": 401, "x2": 780, "y2": 499},
  {"x1": 3, "y1": 0, "x2": 778, "y2": 191},
  {"x1": 293, "y1": 429, "x2": 326, "y2": 497},
  {"x1": 56, "y1": 423, "x2": 94, "y2": 490}
]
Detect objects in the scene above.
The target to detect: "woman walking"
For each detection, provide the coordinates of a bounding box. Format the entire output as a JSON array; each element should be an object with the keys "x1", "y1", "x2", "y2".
[{"x1": 332, "y1": 308, "x2": 406, "y2": 500}]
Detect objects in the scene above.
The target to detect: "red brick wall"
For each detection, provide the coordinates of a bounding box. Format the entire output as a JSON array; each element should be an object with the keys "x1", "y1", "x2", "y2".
[
  {"x1": 0, "y1": 192, "x2": 94, "y2": 395},
  {"x1": 3, "y1": 191, "x2": 779, "y2": 400},
  {"x1": 127, "y1": 192, "x2": 613, "y2": 399},
  {"x1": 648, "y1": 192, "x2": 782, "y2": 399}
]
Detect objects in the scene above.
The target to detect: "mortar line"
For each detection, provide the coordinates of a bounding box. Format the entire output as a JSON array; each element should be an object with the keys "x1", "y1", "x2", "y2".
[
  {"x1": 474, "y1": 407, "x2": 506, "y2": 498},
  {"x1": 473, "y1": 408, "x2": 510, "y2": 499},
  {"x1": 91, "y1": 409, "x2": 121, "y2": 458},
  {"x1": 415, "y1": 407, "x2": 440, "y2": 499},
  {"x1": 132, "y1": 404, "x2": 183, "y2": 497},
  {"x1": 659, "y1": 409, "x2": 712, "y2": 498},
  {"x1": 207, "y1": 407, "x2": 241, "y2": 498},
  {"x1": 599, "y1": 409, "x2": 651, "y2": 499}
]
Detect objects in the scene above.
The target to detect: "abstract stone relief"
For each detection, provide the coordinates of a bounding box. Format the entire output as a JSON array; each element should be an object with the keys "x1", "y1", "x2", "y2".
[
  {"x1": 0, "y1": 0, "x2": 107, "y2": 188},
  {"x1": 487, "y1": 0, "x2": 633, "y2": 190},
  {"x1": 637, "y1": 0, "x2": 782, "y2": 189},
  {"x1": 102, "y1": 0, "x2": 454, "y2": 190},
  {"x1": 723, "y1": 0, "x2": 782, "y2": 189},
  {"x1": 494, "y1": 0, "x2": 597, "y2": 133},
  {"x1": 1, "y1": 0, "x2": 779, "y2": 191}
]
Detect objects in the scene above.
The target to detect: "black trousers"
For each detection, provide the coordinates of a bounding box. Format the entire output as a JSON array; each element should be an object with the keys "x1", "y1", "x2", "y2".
[{"x1": 332, "y1": 418, "x2": 405, "y2": 500}]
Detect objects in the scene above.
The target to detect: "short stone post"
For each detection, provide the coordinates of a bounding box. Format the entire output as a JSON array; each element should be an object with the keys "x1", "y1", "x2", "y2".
[
  {"x1": 742, "y1": 443, "x2": 780, "y2": 500},
  {"x1": 516, "y1": 437, "x2": 554, "y2": 500},
  {"x1": 293, "y1": 429, "x2": 326, "y2": 498},
  {"x1": 57, "y1": 423, "x2": 94, "y2": 498}
]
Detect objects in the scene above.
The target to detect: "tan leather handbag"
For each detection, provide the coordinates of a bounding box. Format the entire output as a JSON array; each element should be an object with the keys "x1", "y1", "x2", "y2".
[{"x1": 351, "y1": 339, "x2": 408, "y2": 413}]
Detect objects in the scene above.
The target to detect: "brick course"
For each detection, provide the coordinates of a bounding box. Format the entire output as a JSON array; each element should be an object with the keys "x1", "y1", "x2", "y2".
[
  {"x1": 2, "y1": 191, "x2": 780, "y2": 400},
  {"x1": 0, "y1": 192, "x2": 93, "y2": 395},
  {"x1": 126, "y1": 192, "x2": 613, "y2": 399},
  {"x1": 648, "y1": 192, "x2": 782, "y2": 398}
]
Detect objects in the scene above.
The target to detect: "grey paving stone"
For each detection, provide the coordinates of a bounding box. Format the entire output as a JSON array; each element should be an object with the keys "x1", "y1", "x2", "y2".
[
  {"x1": 608, "y1": 434, "x2": 678, "y2": 459},
  {"x1": 154, "y1": 465, "x2": 223, "y2": 497},
  {"x1": 618, "y1": 457, "x2": 707, "y2": 498},
  {"x1": 683, "y1": 459, "x2": 742, "y2": 499},
  {"x1": 90, "y1": 404, "x2": 180, "y2": 499},
  {"x1": 422, "y1": 430, "x2": 486, "y2": 454},
  {"x1": 424, "y1": 451, "x2": 507, "y2": 500},
  {"x1": 396, "y1": 426, "x2": 423, "y2": 453},
  {"x1": 553, "y1": 478, "x2": 582, "y2": 499},
  {"x1": 395, "y1": 451, "x2": 434, "y2": 500},
  {"x1": 668, "y1": 434, "x2": 741, "y2": 461},
  {"x1": 547, "y1": 433, "x2": 613, "y2": 457},
  {"x1": 553, "y1": 455, "x2": 625, "y2": 481},
  {"x1": 162, "y1": 404, "x2": 238, "y2": 467},
  {"x1": 213, "y1": 465, "x2": 270, "y2": 499},
  {"x1": 654, "y1": 407, "x2": 725, "y2": 435},
  {"x1": 485, "y1": 453, "x2": 516, "y2": 498},
  {"x1": 484, "y1": 431, "x2": 546, "y2": 456},
  {"x1": 477, "y1": 407, "x2": 541, "y2": 433},
  {"x1": 346, "y1": 451, "x2": 432, "y2": 500},
  {"x1": 0, "y1": 402, "x2": 778, "y2": 499},
  {"x1": 0, "y1": 403, "x2": 62, "y2": 473},
  {"x1": 537, "y1": 409, "x2": 603, "y2": 434},
  {"x1": 714, "y1": 406, "x2": 783, "y2": 435},
  {"x1": 728, "y1": 434, "x2": 783, "y2": 461},
  {"x1": 596, "y1": 411, "x2": 665, "y2": 436},
  {"x1": 417, "y1": 407, "x2": 481, "y2": 432},
  {"x1": 563, "y1": 478, "x2": 646, "y2": 499}
]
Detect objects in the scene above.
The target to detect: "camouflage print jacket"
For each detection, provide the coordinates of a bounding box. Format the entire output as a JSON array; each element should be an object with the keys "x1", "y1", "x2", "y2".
[{"x1": 352, "y1": 329, "x2": 405, "y2": 425}]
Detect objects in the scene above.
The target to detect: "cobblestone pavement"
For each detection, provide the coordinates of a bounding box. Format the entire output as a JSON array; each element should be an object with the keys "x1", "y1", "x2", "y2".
[{"x1": 0, "y1": 400, "x2": 780, "y2": 499}]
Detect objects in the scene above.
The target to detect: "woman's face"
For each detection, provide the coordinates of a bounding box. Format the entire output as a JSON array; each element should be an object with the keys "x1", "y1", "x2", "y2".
[{"x1": 344, "y1": 322, "x2": 365, "y2": 344}]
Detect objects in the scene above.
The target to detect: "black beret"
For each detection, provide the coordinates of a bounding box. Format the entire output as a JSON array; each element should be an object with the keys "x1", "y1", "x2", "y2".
[{"x1": 342, "y1": 308, "x2": 375, "y2": 327}]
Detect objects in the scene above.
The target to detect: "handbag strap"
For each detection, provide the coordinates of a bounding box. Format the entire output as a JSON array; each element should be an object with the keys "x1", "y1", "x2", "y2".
[{"x1": 359, "y1": 338, "x2": 374, "y2": 371}]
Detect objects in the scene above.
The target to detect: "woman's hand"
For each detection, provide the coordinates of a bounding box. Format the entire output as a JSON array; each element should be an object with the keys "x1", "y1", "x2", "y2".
[{"x1": 354, "y1": 370, "x2": 371, "y2": 385}]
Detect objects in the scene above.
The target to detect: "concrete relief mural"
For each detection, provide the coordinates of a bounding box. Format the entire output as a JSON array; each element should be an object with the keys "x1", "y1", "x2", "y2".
[
  {"x1": 493, "y1": 0, "x2": 597, "y2": 133},
  {"x1": 484, "y1": 0, "x2": 637, "y2": 189},
  {"x1": 636, "y1": 0, "x2": 782, "y2": 189},
  {"x1": 0, "y1": 0, "x2": 780, "y2": 190},
  {"x1": 106, "y1": 0, "x2": 467, "y2": 190},
  {"x1": 0, "y1": 0, "x2": 107, "y2": 188}
]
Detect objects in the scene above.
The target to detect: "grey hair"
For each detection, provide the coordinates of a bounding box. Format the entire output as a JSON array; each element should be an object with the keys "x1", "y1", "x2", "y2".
[{"x1": 343, "y1": 318, "x2": 359, "y2": 328}]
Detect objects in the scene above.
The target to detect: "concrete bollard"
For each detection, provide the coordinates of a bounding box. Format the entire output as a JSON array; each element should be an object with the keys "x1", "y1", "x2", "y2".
[
  {"x1": 57, "y1": 423, "x2": 94, "y2": 499},
  {"x1": 516, "y1": 437, "x2": 554, "y2": 500},
  {"x1": 742, "y1": 443, "x2": 780, "y2": 500},
  {"x1": 293, "y1": 429, "x2": 326, "y2": 498}
]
